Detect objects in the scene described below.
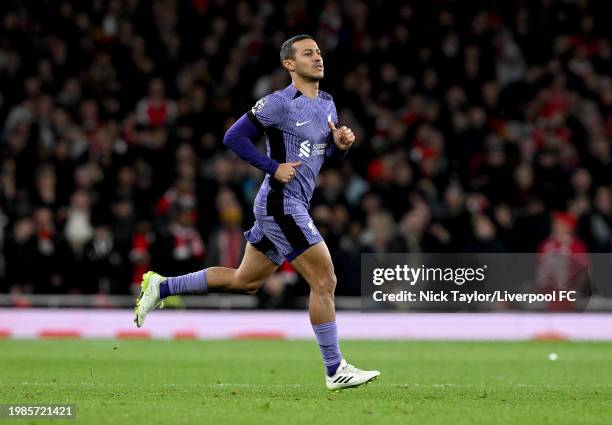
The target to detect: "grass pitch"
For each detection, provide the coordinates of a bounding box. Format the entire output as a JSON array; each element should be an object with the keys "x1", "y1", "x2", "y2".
[{"x1": 1, "y1": 339, "x2": 611, "y2": 424}]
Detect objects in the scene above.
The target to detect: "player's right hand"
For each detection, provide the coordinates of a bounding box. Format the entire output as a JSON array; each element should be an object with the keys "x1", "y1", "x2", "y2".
[{"x1": 274, "y1": 161, "x2": 302, "y2": 184}]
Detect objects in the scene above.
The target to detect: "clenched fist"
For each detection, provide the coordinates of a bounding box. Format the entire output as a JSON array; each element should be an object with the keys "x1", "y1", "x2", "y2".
[{"x1": 328, "y1": 121, "x2": 355, "y2": 151}]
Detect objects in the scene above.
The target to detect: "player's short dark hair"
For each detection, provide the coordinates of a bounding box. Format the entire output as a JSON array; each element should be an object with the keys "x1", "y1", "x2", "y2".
[{"x1": 280, "y1": 35, "x2": 314, "y2": 64}]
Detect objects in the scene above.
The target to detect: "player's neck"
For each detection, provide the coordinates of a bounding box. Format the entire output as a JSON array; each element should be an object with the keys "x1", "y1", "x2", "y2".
[{"x1": 291, "y1": 79, "x2": 319, "y2": 99}]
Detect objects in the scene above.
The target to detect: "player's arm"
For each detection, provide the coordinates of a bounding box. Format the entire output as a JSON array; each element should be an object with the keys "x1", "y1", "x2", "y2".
[
  {"x1": 223, "y1": 112, "x2": 301, "y2": 184},
  {"x1": 223, "y1": 114, "x2": 279, "y2": 175}
]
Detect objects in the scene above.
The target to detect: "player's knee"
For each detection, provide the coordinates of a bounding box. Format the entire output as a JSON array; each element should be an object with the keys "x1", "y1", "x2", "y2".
[{"x1": 311, "y1": 273, "x2": 336, "y2": 296}]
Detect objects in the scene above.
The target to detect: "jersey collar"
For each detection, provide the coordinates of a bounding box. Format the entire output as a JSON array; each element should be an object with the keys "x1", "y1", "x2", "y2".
[{"x1": 287, "y1": 84, "x2": 318, "y2": 100}]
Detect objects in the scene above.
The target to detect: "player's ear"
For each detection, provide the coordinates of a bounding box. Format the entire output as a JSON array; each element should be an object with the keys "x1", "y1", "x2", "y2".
[{"x1": 282, "y1": 59, "x2": 295, "y2": 72}]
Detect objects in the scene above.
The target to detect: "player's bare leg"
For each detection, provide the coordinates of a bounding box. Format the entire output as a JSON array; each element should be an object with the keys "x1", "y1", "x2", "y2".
[
  {"x1": 290, "y1": 241, "x2": 337, "y2": 325},
  {"x1": 134, "y1": 243, "x2": 278, "y2": 326},
  {"x1": 206, "y1": 243, "x2": 279, "y2": 294},
  {"x1": 290, "y1": 241, "x2": 380, "y2": 389}
]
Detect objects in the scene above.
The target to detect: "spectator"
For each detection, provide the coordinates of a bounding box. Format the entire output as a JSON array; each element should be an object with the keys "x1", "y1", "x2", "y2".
[{"x1": 136, "y1": 78, "x2": 177, "y2": 128}]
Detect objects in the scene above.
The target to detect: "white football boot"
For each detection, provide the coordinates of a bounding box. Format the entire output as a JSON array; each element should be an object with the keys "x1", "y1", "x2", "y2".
[
  {"x1": 326, "y1": 359, "x2": 380, "y2": 390},
  {"x1": 134, "y1": 271, "x2": 165, "y2": 327}
]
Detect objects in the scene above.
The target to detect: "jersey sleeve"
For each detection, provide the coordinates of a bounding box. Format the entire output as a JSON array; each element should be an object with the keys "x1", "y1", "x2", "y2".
[
  {"x1": 223, "y1": 114, "x2": 279, "y2": 175},
  {"x1": 247, "y1": 93, "x2": 286, "y2": 129}
]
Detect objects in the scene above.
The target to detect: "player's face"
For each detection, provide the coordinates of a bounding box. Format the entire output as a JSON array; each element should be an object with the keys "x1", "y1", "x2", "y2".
[{"x1": 289, "y1": 39, "x2": 324, "y2": 81}]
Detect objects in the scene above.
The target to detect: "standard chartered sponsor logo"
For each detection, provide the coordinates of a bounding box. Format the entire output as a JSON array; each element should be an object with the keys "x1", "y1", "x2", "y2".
[
  {"x1": 299, "y1": 140, "x2": 326, "y2": 158},
  {"x1": 299, "y1": 140, "x2": 310, "y2": 157}
]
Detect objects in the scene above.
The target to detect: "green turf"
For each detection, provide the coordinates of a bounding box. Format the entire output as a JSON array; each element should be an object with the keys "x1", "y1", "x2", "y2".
[{"x1": 1, "y1": 339, "x2": 611, "y2": 425}]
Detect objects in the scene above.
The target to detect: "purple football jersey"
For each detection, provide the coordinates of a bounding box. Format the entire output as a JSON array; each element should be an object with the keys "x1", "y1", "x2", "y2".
[{"x1": 247, "y1": 84, "x2": 338, "y2": 216}]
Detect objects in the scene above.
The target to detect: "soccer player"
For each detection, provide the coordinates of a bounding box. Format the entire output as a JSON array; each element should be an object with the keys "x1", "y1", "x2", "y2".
[{"x1": 134, "y1": 35, "x2": 380, "y2": 390}]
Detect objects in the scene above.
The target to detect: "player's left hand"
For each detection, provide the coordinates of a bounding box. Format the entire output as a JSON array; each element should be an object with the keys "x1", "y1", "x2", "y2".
[{"x1": 328, "y1": 121, "x2": 355, "y2": 151}]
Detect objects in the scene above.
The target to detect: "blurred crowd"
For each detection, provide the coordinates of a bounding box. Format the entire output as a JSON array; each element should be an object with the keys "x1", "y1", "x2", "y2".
[{"x1": 1, "y1": 0, "x2": 612, "y2": 302}]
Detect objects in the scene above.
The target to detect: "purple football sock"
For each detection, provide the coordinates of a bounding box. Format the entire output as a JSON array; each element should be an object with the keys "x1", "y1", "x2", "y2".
[
  {"x1": 160, "y1": 269, "x2": 208, "y2": 299},
  {"x1": 312, "y1": 321, "x2": 343, "y2": 376}
]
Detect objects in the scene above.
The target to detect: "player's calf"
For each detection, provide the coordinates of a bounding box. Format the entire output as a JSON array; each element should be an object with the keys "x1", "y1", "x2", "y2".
[
  {"x1": 219, "y1": 269, "x2": 264, "y2": 294},
  {"x1": 203, "y1": 267, "x2": 265, "y2": 294}
]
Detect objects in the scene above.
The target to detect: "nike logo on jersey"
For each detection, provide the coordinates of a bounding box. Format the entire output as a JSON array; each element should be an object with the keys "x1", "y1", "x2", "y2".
[{"x1": 296, "y1": 120, "x2": 311, "y2": 127}]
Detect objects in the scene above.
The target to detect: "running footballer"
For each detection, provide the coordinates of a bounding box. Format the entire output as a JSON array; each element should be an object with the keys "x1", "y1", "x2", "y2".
[{"x1": 134, "y1": 35, "x2": 380, "y2": 390}]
